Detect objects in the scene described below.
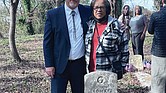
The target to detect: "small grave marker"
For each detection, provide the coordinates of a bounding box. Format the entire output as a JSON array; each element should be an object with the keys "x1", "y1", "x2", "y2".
[
  {"x1": 84, "y1": 71, "x2": 117, "y2": 93},
  {"x1": 129, "y1": 55, "x2": 143, "y2": 70}
]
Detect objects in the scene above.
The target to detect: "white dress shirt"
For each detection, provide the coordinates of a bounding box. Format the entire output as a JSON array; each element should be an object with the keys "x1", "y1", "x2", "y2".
[{"x1": 65, "y1": 3, "x2": 85, "y2": 60}]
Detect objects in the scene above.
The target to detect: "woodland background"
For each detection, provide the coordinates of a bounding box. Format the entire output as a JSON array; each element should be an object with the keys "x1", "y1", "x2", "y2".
[{"x1": 0, "y1": 0, "x2": 162, "y2": 92}]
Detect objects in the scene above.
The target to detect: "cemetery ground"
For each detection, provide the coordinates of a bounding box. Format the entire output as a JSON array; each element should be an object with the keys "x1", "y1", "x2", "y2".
[{"x1": 0, "y1": 33, "x2": 152, "y2": 93}]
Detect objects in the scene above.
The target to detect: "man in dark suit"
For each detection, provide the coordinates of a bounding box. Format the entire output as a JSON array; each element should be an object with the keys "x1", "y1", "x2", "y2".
[{"x1": 43, "y1": 0, "x2": 91, "y2": 93}]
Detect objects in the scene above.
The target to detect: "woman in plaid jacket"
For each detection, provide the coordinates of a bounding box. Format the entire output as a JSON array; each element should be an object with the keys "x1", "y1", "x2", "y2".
[{"x1": 85, "y1": 0, "x2": 129, "y2": 79}]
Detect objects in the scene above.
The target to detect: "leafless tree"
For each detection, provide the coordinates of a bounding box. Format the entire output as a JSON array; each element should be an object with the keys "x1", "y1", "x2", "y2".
[
  {"x1": 109, "y1": 0, "x2": 122, "y2": 18},
  {"x1": 9, "y1": 0, "x2": 21, "y2": 62}
]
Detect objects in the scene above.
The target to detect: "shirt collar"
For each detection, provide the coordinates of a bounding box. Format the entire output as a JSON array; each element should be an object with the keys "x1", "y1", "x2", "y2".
[{"x1": 65, "y1": 3, "x2": 79, "y2": 16}]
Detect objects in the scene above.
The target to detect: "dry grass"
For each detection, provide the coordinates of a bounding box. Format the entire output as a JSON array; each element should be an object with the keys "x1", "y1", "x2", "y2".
[{"x1": 0, "y1": 33, "x2": 153, "y2": 93}]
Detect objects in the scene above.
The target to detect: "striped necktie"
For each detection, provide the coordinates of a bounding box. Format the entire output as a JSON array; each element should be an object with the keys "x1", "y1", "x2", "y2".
[{"x1": 71, "y1": 11, "x2": 76, "y2": 40}]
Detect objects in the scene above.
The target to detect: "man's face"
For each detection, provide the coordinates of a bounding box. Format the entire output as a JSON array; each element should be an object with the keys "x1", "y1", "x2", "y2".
[
  {"x1": 66, "y1": 0, "x2": 80, "y2": 10},
  {"x1": 93, "y1": 0, "x2": 106, "y2": 20}
]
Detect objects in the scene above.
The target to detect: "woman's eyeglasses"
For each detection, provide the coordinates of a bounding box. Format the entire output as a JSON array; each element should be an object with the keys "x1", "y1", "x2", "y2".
[{"x1": 93, "y1": 6, "x2": 105, "y2": 10}]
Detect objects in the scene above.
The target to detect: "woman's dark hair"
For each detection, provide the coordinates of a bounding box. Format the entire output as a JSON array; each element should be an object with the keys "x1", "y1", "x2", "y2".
[
  {"x1": 135, "y1": 5, "x2": 142, "y2": 15},
  {"x1": 90, "y1": 0, "x2": 111, "y2": 23},
  {"x1": 122, "y1": 5, "x2": 130, "y2": 24},
  {"x1": 90, "y1": 0, "x2": 111, "y2": 15},
  {"x1": 122, "y1": 5, "x2": 130, "y2": 16}
]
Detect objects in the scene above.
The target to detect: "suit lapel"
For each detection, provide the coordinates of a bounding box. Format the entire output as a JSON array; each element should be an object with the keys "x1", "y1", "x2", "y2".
[
  {"x1": 78, "y1": 5, "x2": 90, "y2": 38},
  {"x1": 78, "y1": 5, "x2": 86, "y2": 34},
  {"x1": 59, "y1": 5, "x2": 70, "y2": 43}
]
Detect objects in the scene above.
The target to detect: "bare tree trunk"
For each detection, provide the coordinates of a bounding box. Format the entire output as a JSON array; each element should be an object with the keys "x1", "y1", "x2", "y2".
[
  {"x1": 109, "y1": 0, "x2": 115, "y2": 17},
  {"x1": 109, "y1": 0, "x2": 122, "y2": 18},
  {"x1": 154, "y1": 0, "x2": 162, "y2": 10},
  {"x1": 22, "y1": 0, "x2": 34, "y2": 35},
  {"x1": 9, "y1": 0, "x2": 21, "y2": 62},
  {"x1": 115, "y1": 0, "x2": 122, "y2": 18}
]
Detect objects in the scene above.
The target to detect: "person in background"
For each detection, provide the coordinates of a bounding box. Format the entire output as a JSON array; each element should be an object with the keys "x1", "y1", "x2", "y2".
[
  {"x1": 118, "y1": 5, "x2": 131, "y2": 41},
  {"x1": 148, "y1": 0, "x2": 166, "y2": 92},
  {"x1": 43, "y1": 0, "x2": 91, "y2": 93},
  {"x1": 85, "y1": 0, "x2": 129, "y2": 79},
  {"x1": 129, "y1": 5, "x2": 148, "y2": 62}
]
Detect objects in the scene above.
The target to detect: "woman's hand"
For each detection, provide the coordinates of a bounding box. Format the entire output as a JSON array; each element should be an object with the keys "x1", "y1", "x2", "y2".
[{"x1": 140, "y1": 33, "x2": 145, "y2": 40}]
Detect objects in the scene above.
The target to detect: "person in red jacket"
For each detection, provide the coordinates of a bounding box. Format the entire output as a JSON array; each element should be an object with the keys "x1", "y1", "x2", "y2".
[{"x1": 85, "y1": 0, "x2": 129, "y2": 80}]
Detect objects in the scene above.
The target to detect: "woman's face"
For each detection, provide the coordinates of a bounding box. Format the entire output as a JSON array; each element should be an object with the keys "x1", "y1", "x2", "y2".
[
  {"x1": 123, "y1": 6, "x2": 129, "y2": 15},
  {"x1": 93, "y1": 0, "x2": 106, "y2": 19},
  {"x1": 135, "y1": 6, "x2": 140, "y2": 15}
]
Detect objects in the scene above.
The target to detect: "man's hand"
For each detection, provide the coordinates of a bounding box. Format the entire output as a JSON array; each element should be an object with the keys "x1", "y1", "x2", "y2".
[{"x1": 45, "y1": 67, "x2": 55, "y2": 78}]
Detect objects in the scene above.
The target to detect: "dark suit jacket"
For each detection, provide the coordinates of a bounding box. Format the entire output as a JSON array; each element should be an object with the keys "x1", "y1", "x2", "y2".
[{"x1": 43, "y1": 4, "x2": 91, "y2": 74}]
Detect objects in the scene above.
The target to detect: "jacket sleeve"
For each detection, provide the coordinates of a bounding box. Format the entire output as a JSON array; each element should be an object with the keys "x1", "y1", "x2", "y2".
[
  {"x1": 148, "y1": 14, "x2": 155, "y2": 34},
  {"x1": 43, "y1": 11, "x2": 55, "y2": 67}
]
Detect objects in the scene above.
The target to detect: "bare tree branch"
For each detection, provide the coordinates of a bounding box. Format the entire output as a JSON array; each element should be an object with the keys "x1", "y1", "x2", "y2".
[
  {"x1": 3, "y1": 0, "x2": 10, "y2": 14},
  {"x1": 30, "y1": 0, "x2": 39, "y2": 13}
]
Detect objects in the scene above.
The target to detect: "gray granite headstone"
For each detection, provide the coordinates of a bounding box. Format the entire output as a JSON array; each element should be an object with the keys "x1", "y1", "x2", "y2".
[{"x1": 84, "y1": 71, "x2": 117, "y2": 93}]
